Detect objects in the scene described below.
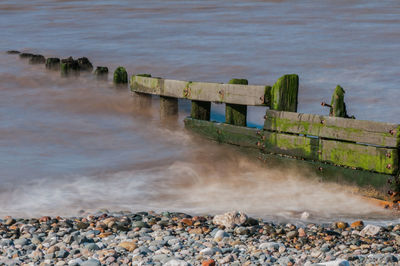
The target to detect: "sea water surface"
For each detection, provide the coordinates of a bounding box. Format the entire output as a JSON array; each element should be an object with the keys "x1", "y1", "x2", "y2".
[{"x1": 1, "y1": 0, "x2": 400, "y2": 223}]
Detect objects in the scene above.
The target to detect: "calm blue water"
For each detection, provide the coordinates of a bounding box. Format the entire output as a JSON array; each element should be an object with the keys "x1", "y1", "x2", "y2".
[{"x1": 0, "y1": 0, "x2": 399, "y2": 221}]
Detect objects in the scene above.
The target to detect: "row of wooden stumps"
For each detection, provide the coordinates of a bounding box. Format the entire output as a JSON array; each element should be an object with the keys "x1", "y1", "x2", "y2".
[
  {"x1": 8, "y1": 50, "x2": 301, "y2": 122},
  {"x1": 7, "y1": 50, "x2": 129, "y2": 85}
]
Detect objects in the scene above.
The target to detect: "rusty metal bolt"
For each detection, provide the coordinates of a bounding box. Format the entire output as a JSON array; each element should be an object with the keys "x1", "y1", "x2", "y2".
[
  {"x1": 264, "y1": 115, "x2": 268, "y2": 119},
  {"x1": 256, "y1": 130, "x2": 261, "y2": 135},
  {"x1": 387, "y1": 164, "x2": 392, "y2": 169},
  {"x1": 262, "y1": 135, "x2": 266, "y2": 141},
  {"x1": 318, "y1": 167, "x2": 323, "y2": 172},
  {"x1": 256, "y1": 141, "x2": 261, "y2": 147},
  {"x1": 320, "y1": 120, "x2": 325, "y2": 124},
  {"x1": 260, "y1": 95, "x2": 264, "y2": 102},
  {"x1": 386, "y1": 153, "x2": 392, "y2": 158},
  {"x1": 321, "y1": 102, "x2": 332, "y2": 108},
  {"x1": 390, "y1": 129, "x2": 396, "y2": 135}
]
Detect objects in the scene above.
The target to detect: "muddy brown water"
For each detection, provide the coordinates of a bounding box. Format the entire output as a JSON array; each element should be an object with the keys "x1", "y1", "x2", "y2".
[{"x1": 0, "y1": 0, "x2": 400, "y2": 223}]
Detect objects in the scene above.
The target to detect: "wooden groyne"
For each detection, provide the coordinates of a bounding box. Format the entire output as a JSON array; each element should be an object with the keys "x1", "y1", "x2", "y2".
[
  {"x1": 130, "y1": 75, "x2": 399, "y2": 199},
  {"x1": 8, "y1": 50, "x2": 400, "y2": 200}
]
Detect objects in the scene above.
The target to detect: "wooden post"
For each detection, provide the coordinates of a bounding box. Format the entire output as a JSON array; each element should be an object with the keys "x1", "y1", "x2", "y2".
[
  {"x1": 113, "y1": 67, "x2": 128, "y2": 84},
  {"x1": 191, "y1": 101, "x2": 211, "y2": 120},
  {"x1": 225, "y1": 79, "x2": 248, "y2": 126},
  {"x1": 270, "y1": 74, "x2": 299, "y2": 112},
  {"x1": 160, "y1": 96, "x2": 178, "y2": 120},
  {"x1": 131, "y1": 74, "x2": 154, "y2": 109},
  {"x1": 330, "y1": 85, "x2": 350, "y2": 118},
  {"x1": 94, "y1": 66, "x2": 108, "y2": 81},
  {"x1": 45, "y1": 58, "x2": 60, "y2": 71}
]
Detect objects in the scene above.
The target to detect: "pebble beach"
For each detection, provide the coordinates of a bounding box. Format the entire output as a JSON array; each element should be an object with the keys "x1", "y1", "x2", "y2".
[{"x1": 1, "y1": 210, "x2": 400, "y2": 265}]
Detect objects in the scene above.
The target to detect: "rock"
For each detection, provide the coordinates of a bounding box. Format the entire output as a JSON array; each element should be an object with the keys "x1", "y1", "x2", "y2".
[
  {"x1": 381, "y1": 246, "x2": 394, "y2": 253},
  {"x1": 286, "y1": 230, "x2": 298, "y2": 239},
  {"x1": 214, "y1": 230, "x2": 229, "y2": 241},
  {"x1": 7, "y1": 50, "x2": 20, "y2": 54},
  {"x1": 164, "y1": 259, "x2": 189, "y2": 266},
  {"x1": 202, "y1": 259, "x2": 216, "y2": 266},
  {"x1": 360, "y1": 224, "x2": 381, "y2": 236},
  {"x1": 259, "y1": 242, "x2": 279, "y2": 251},
  {"x1": 29, "y1": 54, "x2": 45, "y2": 64},
  {"x1": 180, "y1": 218, "x2": 193, "y2": 226},
  {"x1": 200, "y1": 247, "x2": 216, "y2": 256},
  {"x1": 85, "y1": 243, "x2": 100, "y2": 251},
  {"x1": 45, "y1": 58, "x2": 60, "y2": 70},
  {"x1": 14, "y1": 238, "x2": 29, "y2": 246},
  {"x1": 188, "y1": 228, "x2": 203, "y2": 234},
  {"x1": 351, "y1": 220, "x2": 364, "y2": 228},
  {"x1": 318, "y1": 259, "x2": 350, "y2": 266},
  {"x1": 5, "y1": 218, "x2": 16, "y2": 225},
  {"x1": 118, "y1": 241, "x2": 137, "y2": 252},
  {"x1": 298, "y1": 228, "x2": 306, "y2": 237},
  {"x1": 76, "y1": 221, "x2": 89, "y2": 230},
  {"x1": 234, "y1": 226, "x2": 249, "y2": 235},
  {"x1": 335, "y1": 222, "x2": 348, "y2": 229},
  {"x1": 132, "y1": 221, "x2": 148, "y2": 228},
  {"x1": 300, "y1": 211, "x2": 310, "y2": 220},
  {"x1": 212, "y1": 211, "x2": 247, "y2": 229},
  {"x1": 113, "y1": 66, "x2": 128, "y2": 84},
  {"x1": 94, "y1": 66, "x2": 108, "y2": 80},
  {"x1": 77, "y1": 57, "x2": 93, "y2": 72},
  {"x1": 81, "y1": 259, "x2": 101, "y2": 266}
]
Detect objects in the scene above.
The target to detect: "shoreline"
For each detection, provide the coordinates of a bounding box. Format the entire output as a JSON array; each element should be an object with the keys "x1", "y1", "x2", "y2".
[{"x1": 1, "y1": 211, "x2": 400, "y2": 265}]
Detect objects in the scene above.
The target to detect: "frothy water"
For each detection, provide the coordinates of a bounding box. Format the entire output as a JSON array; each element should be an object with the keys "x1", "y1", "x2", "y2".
[{"x1": 1, "y1": 0, "x2": 400, "y2": 223}]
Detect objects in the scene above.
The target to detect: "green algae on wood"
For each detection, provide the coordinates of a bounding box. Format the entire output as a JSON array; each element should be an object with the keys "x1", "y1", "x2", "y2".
[
  {"x1": 94, "y1": 66, "x2": 108, "y2": 80},
  {"x1": 184, "y1": 117, "x2": 259, "y2": 148},
  {"x1": 60, "y1": 57, "x2": 80, "y2": 77},
  {"x1": 29, "y1": 54, "x2": 46, "y2": 64},
  {"x1": 130, "y1": 75, "x2": 266, "y2": 105},
  {"x1": 270, "y1": 74, "x2": 299, "y2": 112},
  {"x1": 261, "y1": 131, "x2": 398, "y2": 174},
  {"x1": 264, "y1": 110, "x2": 400, "y2": 147},
  {"x1": 45, "y1": 58, "x2": 60, "y2": 70},
  {"x1": 225, "y1": 78, "x2": 248, "y2": 126},
  {"x1": 191, "y1": 101, "x2": 211, "y2": 121},
  {"x1": 77, "y1": 57, "x2": 93, "y2": 72},
  {"x1": 329, "y1": 85, "x2": 354, "y2": 118},
  {"x1": 113, "y1": 67, "x2": 128, "y2": 84}
]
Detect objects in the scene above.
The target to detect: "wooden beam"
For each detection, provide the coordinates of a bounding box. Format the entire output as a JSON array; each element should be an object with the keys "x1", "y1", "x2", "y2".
[
  {"x1": 262, "y1": 131, "x2": 398, "y2": 175},
  {"x1": 160, "y1": 96, "x2": 178, "y2": 120},
  {"x1": 130, "y1": 75, "x2": 267, "y2": 106},
  {"x1": 264, "y1": 110, "x2": 400, "y2": 148},
  {"x1": 191, "y1": 101, "x2": 211, "y2": 121}
]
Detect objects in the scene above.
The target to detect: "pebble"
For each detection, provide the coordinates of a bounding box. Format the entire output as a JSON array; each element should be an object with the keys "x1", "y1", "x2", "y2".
[{"x1": 0, "y1": 212, "x2": 398, "y2": 265}]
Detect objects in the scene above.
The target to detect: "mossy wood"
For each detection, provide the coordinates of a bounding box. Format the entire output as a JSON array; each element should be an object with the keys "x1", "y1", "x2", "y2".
[
  {"x1": 60, "y1": 57, "x2": 80, "y2": 77},
  {"x1": 184, "y1": 118, "x2": 259, "y2": 147},
  {"x1": 160, "y1": 96, "x2": 178, "y2": 119},
  {"x1": 94, "y1": 66, "x2": 108, "y2": 80},
  {"x1": 45, "y1": 58, "x2": 60, "y2": 70},
  {"x1": 330, "y1": 85, "x2": 348, "y2": 117},
  {"x1": 113, "y1": 67, "x2": 128, "y2": 84},
  {"x1": 264, "y1": 110, "x2": 400, "y2": 147},
  {"x1": 191, "y1": 101, "x2": 211, "y2": 121},
  {"x1": 270, "y1": 74, "x2": 299, "y2": 112},
  {"x1": 262, "y1": 131, "x2": 398, "y2": 174},
  {"x1": 225, "y1": 79, "x2": 248, "y2": 126},
  {"x1": 130, "y1": 75, "x2": 267, "y2": 105},
  {"x1": 184, "y1": 118, "x2": 394, "y2": 198}
]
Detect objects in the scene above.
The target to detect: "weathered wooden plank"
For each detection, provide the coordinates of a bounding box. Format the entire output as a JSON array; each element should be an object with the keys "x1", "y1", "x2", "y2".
[
  {"x1": 184, "y1": 118, "x2": 394, "y2": 198},
  {"x1": 270, "y1": 74, "x2": 298, "y2": 112},
  {"x1": 130, "y1": 75, "x2": 267, "y2": 105},
  {"x1": 160, "y1": 96, "x2": 178, "y2": 119},
  {"x1": 262, "y1": 131, "x2": 398, "y2": 174},
  {"x1": 264, "y1": 110, "x2": 400, "y2": 147},
  {"x1": 184, "y1": 118, "x2": 260, "y2": 148}
]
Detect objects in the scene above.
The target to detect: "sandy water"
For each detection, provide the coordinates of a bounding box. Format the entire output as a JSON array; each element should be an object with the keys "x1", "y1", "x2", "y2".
[{"x1": 1, "y1": 0, "x2": 400, "y2": 223}]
